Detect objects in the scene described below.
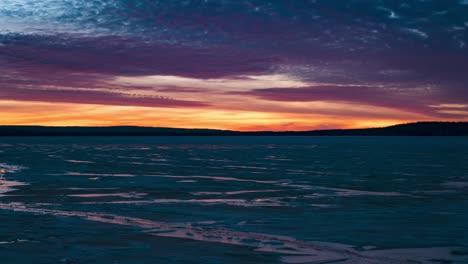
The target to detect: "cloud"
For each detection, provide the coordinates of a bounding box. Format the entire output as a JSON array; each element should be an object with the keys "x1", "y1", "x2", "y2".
[
  {"x1": 1, "y1": 0, "x2": 468, "y2": 126},
  {"x1": 113, "y1": 74, "x2": 307, "y2": 91},
  {"x1": 0, "y1": 87, "x2": 209, "y2": 108},
  {"x1": 234, "y1": 85, "x2": 467, "y2": 118},
  {"x1": 0, "y1": 34, "x2": 277, "y2": 78}
]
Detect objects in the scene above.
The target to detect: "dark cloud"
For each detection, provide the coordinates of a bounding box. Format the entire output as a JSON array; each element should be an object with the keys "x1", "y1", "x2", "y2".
[
  {"x1": 234, "y1": 85, "x2": 466, "y2": 118},
  {"x1": 0, "y1": 34, "x2": 277, "y2": 78},
  {"x1": 0, "y1": 87, "x2": 209, "y2": 108}
]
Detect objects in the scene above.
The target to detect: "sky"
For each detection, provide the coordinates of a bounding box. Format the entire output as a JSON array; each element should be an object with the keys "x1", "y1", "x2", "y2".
[{"x1": 1, "y1": 0, "x2": 468, "y2": 131}]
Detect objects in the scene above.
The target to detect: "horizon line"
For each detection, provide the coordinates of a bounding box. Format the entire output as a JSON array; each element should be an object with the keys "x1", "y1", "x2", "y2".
[{"x1": 1, "y1": 121, "x2": 467, "y2": 133}]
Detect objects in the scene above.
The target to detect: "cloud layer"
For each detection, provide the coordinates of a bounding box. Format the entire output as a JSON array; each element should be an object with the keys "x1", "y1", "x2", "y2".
[{"x1": 1, "y1": 0, "x2": 467, "y2": 129}]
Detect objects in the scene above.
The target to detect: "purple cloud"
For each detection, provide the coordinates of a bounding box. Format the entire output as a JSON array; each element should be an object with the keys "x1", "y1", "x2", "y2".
[
  {"x1": 233, "y1": 85, "x2": 466, "y2": 118},
  {"x1": 1, "y1": 0, "x2": 467, "y2": 120},
  {"x1": 0, "y1": 34, "x2": 277, "y2": 78},
  {"x1": 0, "y1": 87, "x2": 209, "y2": 108}
]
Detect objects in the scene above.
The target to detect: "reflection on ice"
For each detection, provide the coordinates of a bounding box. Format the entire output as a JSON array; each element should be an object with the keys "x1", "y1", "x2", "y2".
[
  {"x1": 61, "y1": 172, "x2": 135, "y2": 177},
  {"x1": 0, "y1": 180, "x2": 27, "y2": 196},
  {"x1": 80, "y1": 198, "x2": 286, "y2": 207},
  {"x1": 153, "y1": 174, "x2": 279, "y2": 184},
  {"x1": 69, "y1": 192, "x2": 147, "y2": 198},
  {"x1": 0, "y1": 202, "x2": 465, "y2": 264},
  {"x1": 443, "y1": 181, "x2": 468, "y2": 188},
  {"x1": 0, "y1": 163, "x2": 27, "y2": 174},
  {"x1": 0, "y1": 239, "x2": 36, "y2": 245},
  {"x1": 65, "y1": 160, "x2": 95, "y2": 164},
  {"x1": 177, "y1": 180, "x2": 197, "y2": 183},
  {"x1": 153, "y1": 174, "x2": 406, "y2": 198},
  {"x1": 192, "y1": 190, "x2": 281, "y2": 196},
  {"x1": 0, "y1": 163, "x2": 27, "y2": 196},
  {"x1": 1, "y1": 139, "x2": 467, "y2": 263},
  {"x1": 279, "y1": 183, "x2": 405, "y2": 197}
]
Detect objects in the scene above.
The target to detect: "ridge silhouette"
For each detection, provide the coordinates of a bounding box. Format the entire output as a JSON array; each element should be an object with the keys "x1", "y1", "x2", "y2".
[{"x1": 0, "y1": 122, "x2": 467, "y2": 136}]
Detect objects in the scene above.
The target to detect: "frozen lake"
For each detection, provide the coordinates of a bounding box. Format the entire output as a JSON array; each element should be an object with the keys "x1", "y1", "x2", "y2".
[{"x1": 1, "y1": 136, "x2": 467, "y2": 263}]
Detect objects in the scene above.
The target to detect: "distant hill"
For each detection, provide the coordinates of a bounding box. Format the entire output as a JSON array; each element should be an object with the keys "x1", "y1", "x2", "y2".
[
  {"x1": 0, "y1": 122, "x2": 467, "y2": 136},
  {"x1": 294, "y1": 122, "x2": 468, "y2": 136},
  {"x1": 0, "y1": 126, "x2": 234, "y2": 136}
]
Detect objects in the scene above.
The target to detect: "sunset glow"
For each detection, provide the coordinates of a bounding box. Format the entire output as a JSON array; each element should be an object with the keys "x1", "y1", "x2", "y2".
[{"x1": 1, "y1": 1, "x2": 467, "y2": 130}]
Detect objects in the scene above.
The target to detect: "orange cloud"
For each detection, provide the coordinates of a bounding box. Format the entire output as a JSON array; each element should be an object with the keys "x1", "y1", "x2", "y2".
[{"x1": 0, "y1": 100, "x2": 432, "y2": 131}]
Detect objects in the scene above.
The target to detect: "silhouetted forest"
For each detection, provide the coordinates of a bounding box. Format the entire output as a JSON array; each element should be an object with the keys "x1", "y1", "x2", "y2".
[{"x1": 0, "y1": 122, "x2": 467, "y2": 136}]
